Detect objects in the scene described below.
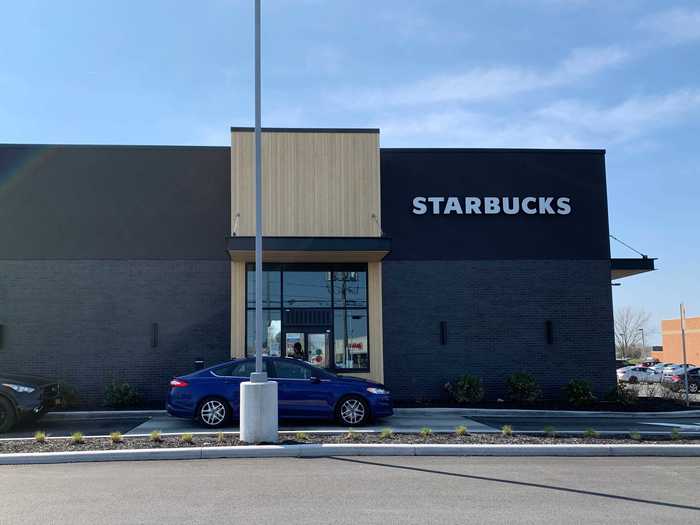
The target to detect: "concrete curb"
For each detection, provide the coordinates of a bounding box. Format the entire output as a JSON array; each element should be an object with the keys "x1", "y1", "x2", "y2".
[
  {"x1": 396, "y1": 408, "x2": 700, "y2": 418},
  {"x1": 3, "y1": 443, "x2": 700, "y2": 465}
]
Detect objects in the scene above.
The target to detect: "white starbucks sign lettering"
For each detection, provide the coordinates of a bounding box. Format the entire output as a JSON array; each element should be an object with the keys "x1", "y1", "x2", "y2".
[{"x1": 411, "y1": 196, "x2": 572, "y2": 215}]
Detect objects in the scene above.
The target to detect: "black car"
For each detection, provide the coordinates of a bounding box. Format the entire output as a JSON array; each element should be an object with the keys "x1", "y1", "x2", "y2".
[
  {"x1": 0, "y1": 374, "x2": 61, "y2": 433},
  {"x1": 666, "y1": 367, "x2": 700, "y2": 394}
]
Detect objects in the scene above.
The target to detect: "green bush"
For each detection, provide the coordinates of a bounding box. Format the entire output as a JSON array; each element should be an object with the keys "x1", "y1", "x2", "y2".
[
  {"x1": 444, "y1": 374, "x2": 484, "y2": 404},
  {"x1": 543, "y1": 425, "x2": 557, "y2": 438},
  {"x1": 564, "y1": 380, "x2": 596, "y2": 407},
  {"x1": 294, "y1": 432, "x2": 309, "y2": 442},
  {"x1": 670, "y1": 428, "x2": 681, "y2": 441},
  {"x1": 149, "y1": 430, "x2": 163, "y2": 443},
  {"x1": 57, "y1": 383, "x2": 81, "y2": 409},
  {"x1": 109, "y1": 431, "x2": 123, "y2": 444},
  {"x1": 181, "y1": 433, "x2": 194, "y2": 444},
  {"x1": 34, "y1": 431, "x2": 47, "y2": 443},
  {"x1": 506, "y1": 373, "x2": 542, "y2": 403},
  {"x1": 379, "y1": 428, "x2": 393, "y2": 440},
  {"x1": 104, "y1": 381, "x2": 142, "y2": 408},
  {"x1": 604, "y1": 383, "x2": 638, "y2": 405},
  {"x1": 629, "y1": 431, "x2": 642, "y2": 441},
  {"x1": 419, "y1": 427, "x2": 433, "y2": 438},
  {"x1": 71, "y1": 432, "x2": 84, "y2": 445},
  {"x1": 501, "y1": 425, "x2": 513, "y2": 437},
  {"x1": 583, "y1": 428, "x2": 599, "y2": 439},
  {"x1": 455, "y1": 425, "x2": 468, "y2": 436}
]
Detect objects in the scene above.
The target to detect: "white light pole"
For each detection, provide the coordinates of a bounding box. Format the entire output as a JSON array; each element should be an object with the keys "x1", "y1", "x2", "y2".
[
  {"x1": 239, "y1": 0, "x2": 278, "y2": 444},
  {"x1": 680, "y1": 303, "x2": 690, "y2": 408}
]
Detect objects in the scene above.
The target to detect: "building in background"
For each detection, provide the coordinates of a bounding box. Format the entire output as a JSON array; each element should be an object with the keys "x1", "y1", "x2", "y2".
[
  {"x1": 0, "y1": 128, "x2": 654, "y2": 407},
  {"x1": 657, "y1": 316, "x2": 700, "y2": 365}
]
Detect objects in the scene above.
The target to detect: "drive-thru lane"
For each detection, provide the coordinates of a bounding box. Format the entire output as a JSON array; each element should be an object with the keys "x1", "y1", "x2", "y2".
[{"x1": 2, "y1": 408, "x2": 700, "y2": 439}]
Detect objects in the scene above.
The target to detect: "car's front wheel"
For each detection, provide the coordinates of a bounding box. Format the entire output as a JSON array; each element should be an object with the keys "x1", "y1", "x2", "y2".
[
  {"x1": 629, "y1": 376, "x2": 638, "y2": 384},
  {"x1": 336, "y1": 396, "x2": 370, "y2": 426},
  {"x1": 197, "y1": 397, "x2": 231, "y2": 428},
  {"x1": 0, "y1": 397, "x2": 17, "y2": 433},
  {"x1": 689, "y1": 383, "x2": 699, "y2": 394}
]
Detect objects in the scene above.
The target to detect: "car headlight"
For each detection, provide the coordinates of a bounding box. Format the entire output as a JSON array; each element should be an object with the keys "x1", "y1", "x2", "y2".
[
  {"x1": 366, "y1": 387, "x2": 388, "y2": 395},
  {"x1": 2, "y1": 383, "x2": 36, "y2": 394}
]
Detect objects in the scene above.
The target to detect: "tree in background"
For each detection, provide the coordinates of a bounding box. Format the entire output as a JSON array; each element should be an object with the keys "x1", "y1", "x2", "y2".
[{"x1": 614, "y1": 306, "x2": 652, "y2": 359}]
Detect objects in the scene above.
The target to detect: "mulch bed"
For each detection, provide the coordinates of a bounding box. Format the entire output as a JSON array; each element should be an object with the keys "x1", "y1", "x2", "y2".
[{"x1": 2, "y1": 432, "x2": 700, "y2": 455}]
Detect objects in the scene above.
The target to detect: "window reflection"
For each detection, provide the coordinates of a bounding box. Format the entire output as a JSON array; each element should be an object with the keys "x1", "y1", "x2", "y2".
[
  {"x1": 246, "y1": 271, "x2": 281, "y2": 308},
  {"x1": 334, "y1": 309, "x2": 369, "y2": 370},
  {"x1": 246, "y1": 310, "x2": 282, "y2": 357},
  {"x1": 283, "y1": 271, "x2": 332, "y2": 308},
  {"x1": 333, "y1": 271, "x2": 367, "y2": 307}
]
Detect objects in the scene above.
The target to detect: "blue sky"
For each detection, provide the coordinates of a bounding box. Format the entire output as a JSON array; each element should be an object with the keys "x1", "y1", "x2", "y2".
[{"x1": 1, "y1": 0, "x2": 699, "y2": 342}]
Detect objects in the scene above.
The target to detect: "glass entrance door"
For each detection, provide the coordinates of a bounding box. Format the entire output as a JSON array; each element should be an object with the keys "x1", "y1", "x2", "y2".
[{"x1": 284, "y1": 328, "x2": 330, "y2": 368}]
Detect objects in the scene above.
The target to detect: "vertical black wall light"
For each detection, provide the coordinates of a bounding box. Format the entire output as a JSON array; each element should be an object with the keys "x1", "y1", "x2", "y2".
[
  {"x1": 545, "y1": 320, "x2": 554, "y2": 345},
  {"x1": 440, "y1": 321, "x2": 448, "y2": 345},
  {"x1": 151, "y1": 323, "x2": 159, "y2": 348}
]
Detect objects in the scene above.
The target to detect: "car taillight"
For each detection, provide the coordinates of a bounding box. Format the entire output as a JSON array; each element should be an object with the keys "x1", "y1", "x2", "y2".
[
  {"x1": 671, "y1": 375, "x2": 681, "y2": 382},
  {"x1": 170, "y1": 378, "x2": 189, "y2": 388}
]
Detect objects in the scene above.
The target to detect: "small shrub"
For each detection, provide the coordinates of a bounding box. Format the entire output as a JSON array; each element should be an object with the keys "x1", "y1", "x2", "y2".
[
  {"x1": 345, "y1": 430, "x2": 362, "y2": 442},
  {"x1": 455, "y1": 425, "x2": 468, "y2": 436},
  {"x1": 216, "y1": 432, "x2": 226, "y2": 444},
  {"x1": 295, "y1": 432, "x2": 309, "y2": 442},
  {"x1": 605, "y1": 383, "x2": 638, "y2": 405},
  {"x1": 149, "y1": 430, "x2": 163, "y2": 443},
  {"x1": 34, "y1": 431, "x2": 47, "y2": 444},
  {"x1": 564, "y1": 380, "x2": 596, "y2": 407},
  {"x1": 444, "y1": 374, "x2": 484, "y2": 404},
  {"x1": 71, "y1": 432, "x2": 84, "y2": 445},
  {"x1": 670, "y1": 428, "x2": 681, "y2": 441},
  {"x1": 583, "y1": 428, "x2": 599, "y2": 439},
  {"x1": 181, "y1": 433, "x2": 194, "y2": 444},
  {"x1": 501, "y1": 425, "x2": 513, "y2": 437},
  {"x1": 104, "y1": 381, "x2": 142, "y2": 408},
  {"x1": 57, "y1": 383, "x2": 81, "y2": 409},
  {"x1": 109, "y1": 431, "x2": 123, "y2": 444},
  {"x1": 629, "y1": 431, "x2": 642, "y2": 441},
  {"x1": 506, "y1": 373, "x2": 542, "y2": 403},
  {"x1": 419, "y1": 427, "x2": 433, "y2": 438},
  {"x1": 379, "y1": 428, "x2": 393, "y2": 440},
  {"x1": 543, "y1": 425, "x2": 557, "y2": 438}
]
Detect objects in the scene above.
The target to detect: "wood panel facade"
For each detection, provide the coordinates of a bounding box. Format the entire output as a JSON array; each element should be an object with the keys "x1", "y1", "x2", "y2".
[
  {"x1": 229, "y1": 128, "x2": 385, "y2": 383},
  {"x1": 231, "y1": 129, "x2": 381, "y2": 237}
]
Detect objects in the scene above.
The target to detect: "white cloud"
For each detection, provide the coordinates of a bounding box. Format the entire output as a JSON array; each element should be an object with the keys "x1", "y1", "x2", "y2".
[
  {"x1": 333, "y1": 45, "x2": 629, "y2": 109},
  {"x1": 640, "y1": 7, "x2": 700, "y2": 44},
  {"x1": 377, "y1": 88, "x2": 700, "y2": 149}
]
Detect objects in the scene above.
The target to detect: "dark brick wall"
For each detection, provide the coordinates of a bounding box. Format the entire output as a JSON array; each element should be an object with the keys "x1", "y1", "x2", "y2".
[
  {"x1": 382, "y1": 260, "x2": 615, "y2": 402},
  {"x1": 0, "y1": 260, "x2": 230, "y2": 407}
]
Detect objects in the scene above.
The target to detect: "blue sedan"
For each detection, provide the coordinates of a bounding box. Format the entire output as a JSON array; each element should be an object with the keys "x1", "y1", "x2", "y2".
[{"x1": 167, "y1": 357, "x2": 393, "y2": 428}]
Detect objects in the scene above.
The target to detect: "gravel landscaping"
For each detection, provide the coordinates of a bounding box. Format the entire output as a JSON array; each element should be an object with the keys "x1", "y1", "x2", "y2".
[{"x1": 2, "y1": 432, "x2": 700, "y2": 454}]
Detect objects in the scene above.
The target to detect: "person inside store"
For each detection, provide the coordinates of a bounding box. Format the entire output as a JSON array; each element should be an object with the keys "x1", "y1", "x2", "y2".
[{"x1": 292, "y1": 341, "x2": 305, "y2": 360}]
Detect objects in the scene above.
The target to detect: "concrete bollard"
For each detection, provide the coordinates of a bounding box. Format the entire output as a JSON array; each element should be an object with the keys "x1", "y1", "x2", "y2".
[{"x1": 239, "y1": 375, "x2": 278, "y2": 444}]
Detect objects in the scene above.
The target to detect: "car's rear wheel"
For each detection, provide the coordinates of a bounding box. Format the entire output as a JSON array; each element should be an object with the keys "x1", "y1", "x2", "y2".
[
  {"x1": 336, "y1": 396, "x2": 370, "y2": 426},
  {"x1": 0, "y1": 397, "x2": 17, "y2": 433},
  {"x1": 197, "y1": 397, "x2": 231, "y2": 428}
]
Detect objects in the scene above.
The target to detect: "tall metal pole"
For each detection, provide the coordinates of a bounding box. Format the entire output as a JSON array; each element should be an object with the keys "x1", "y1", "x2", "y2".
[
  {"x1": 680, "y1": 303, "x2": 690, "y2": 407},
  {"x1": 254, "y1": 0, "x2": 263, "y2": 375}
]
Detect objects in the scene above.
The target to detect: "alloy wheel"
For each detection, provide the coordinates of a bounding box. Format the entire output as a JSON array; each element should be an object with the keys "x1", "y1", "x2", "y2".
[
  {"x1": 340, "y1": 398, "x2": 366, "y2": 425},
  {"x1": 200, "y1": 399, "x2": 227, "y2": 427},
  {"x1": 689, "y1": 383, "x2": 699, "y2": 394}
]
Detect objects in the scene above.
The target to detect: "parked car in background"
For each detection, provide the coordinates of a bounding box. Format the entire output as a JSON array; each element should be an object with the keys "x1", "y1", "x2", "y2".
[
  {"x1": 664, "y1": 368, "x2": 700, "y2": 393},
  {"x1": 651, "y1": 362, "x2": 674, "y2": 372},
  {"x1": 616, "y1": 359, "x2": 633, "y2": 369},
  {"x1": 638, "y1": 359, "x2": 659, "y2": 368},
  {"x1": 617, "y1": 366, "x2": 663, "y2": 384},
  {"x1": 0, "y1": 374, "x2": 61, "y2": 433},
  {"x1": 167, "y1": 357, "x2": 393, "y2": 428},
  {"x1": 662, "y1": 364, "x2": 697, "y2": 380}
]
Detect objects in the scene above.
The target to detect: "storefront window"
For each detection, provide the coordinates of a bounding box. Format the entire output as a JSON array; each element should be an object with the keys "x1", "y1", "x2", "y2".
[
  {"x1": 245, "y1": 265, "x2": 369, "y2": 371},
  {"x1": 333, "y1": 271, "x2": 367, "y2": 307},
  {"x1": 245, "y1": 310, "x2": 282, "y2": 357},
  {"x1": 283, "y1": 271, "x2": 332, "y2": 308},
  {"x1": 246, "y1": 270, "x2": 281, "y2": 308},
  {"x1": 334, "y1": 309, "x2": 369, "y2": 370}
]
